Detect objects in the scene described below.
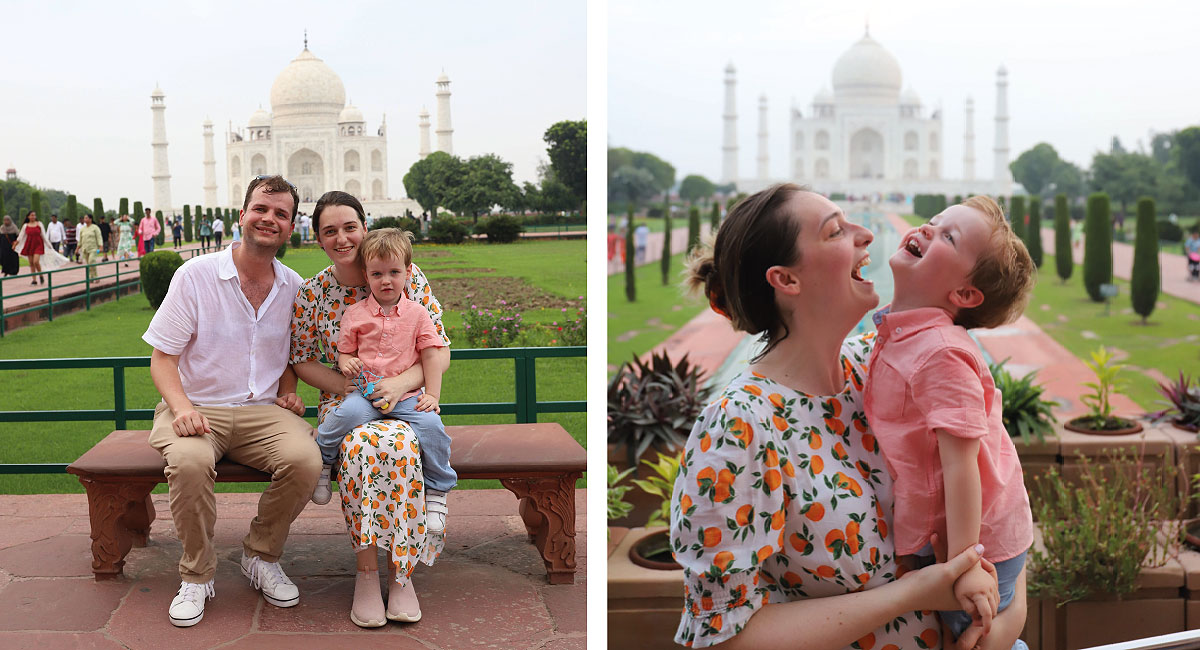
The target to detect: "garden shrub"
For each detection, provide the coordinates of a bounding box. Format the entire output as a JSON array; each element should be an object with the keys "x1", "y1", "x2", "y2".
[
  {"x1": 476, "y1": 214, "x2": 523, "y2": 243},
  {"x1": 1131, "y1": 197, "x2": 1159, "y2": 323},
  {"x1": 1027, "y1": 196, "x2": 1042, "y2": 267},
  {"x1": 1010, "y1": 195, "x2": 1026, "y2": 243},
  {"x1": 687, "y1": 206, "x2": 700, "y2": 254},
  {"x1": 398, "y1": 217, "x2": 423, "y2": 241},
  {"x1": 290, "y1": 232, "x2": 302, "y2": 248},
  {"x1": 140, "y1": 250, "x2": 184, "y2": 309},
  {"x1": 661, "y1": 203, "x2": 671, "y2": 286},
  {"x1": 183, "y1": 206, "x2": 193, "y2": 242},
  {"x1": 428, "y1": 217, "x2": 469, "y2": 244},
  {"x1": 274, "y1": 243, "x2": 286, "y2": 259},
  {"x1": 461, "y1": 299, "x2": 523, "y2": 347},
  {"x1": 550, "y1": 304, "x2": 586, "y2": 346},
  {"x1": 1083, "y1": 193, "x2": 1112, "y2": 302},
  {"x1": 155, "y1": 210, "x2": 166, "y2": 246},
  {"x1": 1054, "y1": 194, "x2": 1071, "y2": 282},
  {"x1": 607, "y1": 351, "x2": 710, "y2": 469},
  {"x1": 370, "y1": 216, "x2": 403, "y2": 230},
  {"x1": 1157, "y1": 219, "x2": 1184, "y2": 242},
  {"x1": 709, "y1": 202, "x2": 719, "y2": 231},
  {"x1": 625, "y1": 205, "x2": 635, "y2": 302}
]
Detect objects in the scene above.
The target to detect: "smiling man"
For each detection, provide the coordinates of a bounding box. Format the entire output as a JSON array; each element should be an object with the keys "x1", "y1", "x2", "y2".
[{"x1": 142, "y1": 174, "x2": 322, "y2": 628}]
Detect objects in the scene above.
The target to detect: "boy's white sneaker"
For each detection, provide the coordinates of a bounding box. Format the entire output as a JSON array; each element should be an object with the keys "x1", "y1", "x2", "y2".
[
  {"x1": 312, "y1": 464, "x2": 333, "y2": 505},
  {"x1": 241, "y1": 553, "x2": 300, "y2": 607},
  {"x1": 169, "y1": 579, "x2": 215, "y2": 627},
  {"x1": 426, "y1": 490, "x2": 449, "y2": 534}
]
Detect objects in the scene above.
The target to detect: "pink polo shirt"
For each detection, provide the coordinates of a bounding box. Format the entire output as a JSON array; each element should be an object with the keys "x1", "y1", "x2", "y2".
[
  {"x1": 338, "y1": 292, "x2": 446, "y2": 401},
  {"x1": 863, "y1": 306, "x2": 1032, "y2": 562}
]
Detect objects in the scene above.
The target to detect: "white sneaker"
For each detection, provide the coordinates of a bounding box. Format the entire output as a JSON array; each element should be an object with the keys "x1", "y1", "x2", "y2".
[
  {"x1": 241, "y1": 553, "x2": 300, "y2": 608},
  {"x1": 312, "y1": 464, "x2": 332, "y2": 505},
  {"x1": 426, "y1": 490, "x2": 449, "y2": 534},
  {"x1": 169, "y1": 579, "x2": 215, "y2": 627}
]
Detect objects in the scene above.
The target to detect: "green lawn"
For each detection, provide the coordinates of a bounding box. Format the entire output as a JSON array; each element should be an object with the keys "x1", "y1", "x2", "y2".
[
  {"x1": 0, "y1": 240, "x2": 585, "y2": 494},
  {"x1": 1023, "y1": 254, "x2": 1200, "y2": 409},
  {"x1": 900, "y1": 213, "x2": 925, "y2": 227},
  {"x1": 607, "y1": 251, "x2": 707, "y2": 370}
]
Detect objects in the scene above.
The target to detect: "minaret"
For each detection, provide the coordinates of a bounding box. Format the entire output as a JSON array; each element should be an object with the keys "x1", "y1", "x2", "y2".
[
  {"x1": 435, "y1": 72, "x2": 453, "y2": 155},
  {"x1": 756, "y1": 94, "x2": 769, "y2": 182},
  {"x1": 993, "y1": 66, "x2": 1012, "y2": 189},
  {"x1": 722, "y1": 62, "x2": 738, "y2": 185},
  {"x1": 202, "y1": 118, "x2": 218, "y2": 206},
  {"x1": 963, "y1": 97, "x2": 975, "y2": 182},
  {"x1": 150, "y1": 85, "x2": 173, "y2": 214},
  {"x1": 418, "y1": 107, "x2": 432, "y2": 159}
]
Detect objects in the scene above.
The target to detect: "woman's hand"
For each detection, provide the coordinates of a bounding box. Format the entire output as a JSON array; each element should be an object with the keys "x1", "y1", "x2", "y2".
[
  {"x1": 898, "y1": 539, "x2": 988, "y2": 613},
  {"x1": 367, "y1": 372, "x2": 423, "y2": 414}
]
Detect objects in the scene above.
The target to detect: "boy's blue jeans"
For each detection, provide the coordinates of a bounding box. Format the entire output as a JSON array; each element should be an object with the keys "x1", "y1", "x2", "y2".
[
  {"x1": 912, "y1": 549, "x2": 1028, "y2": 641},
  {"x1": 315, "y1": 392, "x2": 457, "y2": 493}
]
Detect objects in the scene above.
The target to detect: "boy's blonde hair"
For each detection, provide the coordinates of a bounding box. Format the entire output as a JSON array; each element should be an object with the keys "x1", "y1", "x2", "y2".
[
  {"x1": 359, "y1": 227, "x2": 416, "y2": 267},
  {"x1": 955, "y1": 195, "x2": 1036, "y2": 330}
]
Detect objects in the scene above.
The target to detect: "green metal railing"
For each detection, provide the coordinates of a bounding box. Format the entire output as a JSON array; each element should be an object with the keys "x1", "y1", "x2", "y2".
[
  {"x1": 0, "y1": 346, "x2": 585, "y2": 474},
  {"x1": 0, "y1": 246, "x2": 218, "y2": 337}
]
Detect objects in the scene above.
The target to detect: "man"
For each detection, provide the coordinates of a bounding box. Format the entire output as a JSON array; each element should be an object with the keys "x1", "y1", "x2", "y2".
[
  {"x1": 63, "y1": 218, "x2": 78, "y2": 261},
  {"x1": 142, "y1": 175, "x2": 321, "y2": 627},
  {"x1": 634, "y1": 221, "x2": 650, "y2": 264},
  {"x1": 98, "y1": 216, "x2": 112, "y2": 261},
  {"x1": 212, "y1": 214, "x2": 225, "y2": 250},
  {"x1": 46, "y1": 214, "x2": 64, "y2": 253},
  {"x1": 140, "y1": 208, "x2": 161, "y2": 254},
  {"x1": 77, "y1": 214, "x2": 103, "y2": 279},
  {"x1": 297, "y1": 212, "x2": 311, "y2": 243}
]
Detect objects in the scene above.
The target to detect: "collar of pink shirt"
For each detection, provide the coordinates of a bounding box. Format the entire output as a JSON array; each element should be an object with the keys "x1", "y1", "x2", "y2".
[
  {"x1": 363, "y1": 291, "x2": 404, "y2": 317},
  {"x1": 872, "y1": 305, "x2": 957, "y2": 346}
]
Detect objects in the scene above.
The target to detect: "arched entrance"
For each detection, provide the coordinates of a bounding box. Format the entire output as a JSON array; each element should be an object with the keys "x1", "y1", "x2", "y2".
[
  {"x1": 287, "y1": 149, "x2": 324, "y2": 203},
  {"x1": 849, "y1": 128, "x2": 884, "y2": 179}
]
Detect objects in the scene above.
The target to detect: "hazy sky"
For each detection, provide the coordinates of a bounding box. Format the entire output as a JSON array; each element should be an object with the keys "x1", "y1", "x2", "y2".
[
  {"x1": 609, "y1": 0, "x2": 1200, "y2": 186},
  {"x1": 2, "y1": 0, "x2": 585, "y2": 211}
]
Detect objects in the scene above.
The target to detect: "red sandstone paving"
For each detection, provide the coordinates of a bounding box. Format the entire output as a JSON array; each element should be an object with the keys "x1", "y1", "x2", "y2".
[
  {"x1": 0, "y1": 631, "x2": 128, "y2": 649},
  {"x1": 0, "y1": 534, "x2": 95, "y2": 578},
  {"x1": 0, "y1": 577, "x2": 130, "y2": 632},
  {"x1": 221, "y1": 632, "x2": 431, "y2": 649}
]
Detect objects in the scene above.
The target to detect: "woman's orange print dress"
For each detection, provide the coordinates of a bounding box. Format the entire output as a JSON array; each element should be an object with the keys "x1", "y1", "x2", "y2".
[{"x1": 670, "y1": 334, "x2": 941, "y2": 649}]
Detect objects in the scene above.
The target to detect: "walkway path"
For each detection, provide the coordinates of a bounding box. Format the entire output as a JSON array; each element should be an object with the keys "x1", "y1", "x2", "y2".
[
  {"x1": 0, "y1": 489, "x2": 586, "y2": 648},
  {"x1": 1039, "y1": 227, "x2": 1200, "y2": 304},
  {"x1": 606, "y1": 224, "x2": 713, "y2": 275}
]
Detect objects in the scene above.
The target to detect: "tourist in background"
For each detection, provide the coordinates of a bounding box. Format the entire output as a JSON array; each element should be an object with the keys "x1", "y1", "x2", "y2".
[
  {"x1": 290, "y1": 191, "x2": 449, "y2": 628},
  {"x1": 212, "y1": 216, "x2": 224, "y2": 250},
  {"x1": 634, "y1": 221, "x2": 649, "y2": 264},
  {"x1": 298, "y1": 212, "x2": 311, "y2": 242},
  {"x1": 0, "y1": 216, "x2": 19, "y2": 276},
  {"x1": 77, "y1": 214, "x2": 103, "y2": 279},
  {"x1": 231, "y1": 220, "x2": 241, "y2": 243},
  {"x1": 198, "y1": 216, "x2": 213, "y2": 253},
  {"x1": 63, "y1": 218, "x2": 78, "y2": 261},
  {"x1": 99, "y1": 216, "x2": 112, "y2": 261},
  {"x1": 172, "y1": 217, "x2": 184, "y2": 249},
  {"x1": 139, "y1": 208, "x2": 160, "y2": 254},
  {"x1": 46, "y1": 214, "x2": 64, "y2": 253},
  {"x1": 16, "y1": 211, "x2": 46, "y2": 283},
  {"x1": 115, "y1": 214, "x2": 137, "y2": 262}
]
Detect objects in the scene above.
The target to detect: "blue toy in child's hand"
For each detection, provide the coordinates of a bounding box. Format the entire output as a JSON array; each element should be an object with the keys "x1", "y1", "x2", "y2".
[{"x1": 351, "y1": 369, "x2": 383, "y2": 399}]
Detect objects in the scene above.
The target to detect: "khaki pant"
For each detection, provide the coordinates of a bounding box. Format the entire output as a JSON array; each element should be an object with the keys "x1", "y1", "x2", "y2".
[
  {"x1": 149, "y1": 402, "x2": 322, "y2": 584},
  {"x1": 80, "y1": 248, "x2": 99, "y2": 279}
]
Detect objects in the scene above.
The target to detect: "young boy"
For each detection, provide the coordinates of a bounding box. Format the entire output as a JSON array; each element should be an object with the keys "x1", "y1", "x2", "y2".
[
  {"x1": 312, "y1": 228, "x2": 455, "y2": 533},
  {"x1": 864, "y1": 196, "x2": 1035, "y2": 644}
]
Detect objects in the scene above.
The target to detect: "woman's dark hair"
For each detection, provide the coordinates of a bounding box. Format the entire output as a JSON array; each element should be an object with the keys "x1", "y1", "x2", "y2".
[
  {"x1": 313, "y1": 191, "x2": 366, "y2": 234},
  {"x1": 685, "y1": 183, "x2": 807, "y2": 359},
  {"x1": 25, "y1": 210, "x2": 36, "y2": 221}
]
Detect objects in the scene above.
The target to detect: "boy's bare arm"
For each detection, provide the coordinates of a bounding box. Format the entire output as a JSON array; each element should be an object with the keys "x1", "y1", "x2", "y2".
[
  {"x1": 937, "y1": 430, "x2": 999, "y2": 631},
  {"x1": 419, "y1": 346, "x2": 445, "y2": 400}
]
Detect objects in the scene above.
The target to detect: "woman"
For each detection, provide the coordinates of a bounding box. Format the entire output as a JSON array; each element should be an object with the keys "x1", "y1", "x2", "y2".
[
  {"x1": 0, "y1": 216, "x2": 19, "y2": 276},
  {"x1": 231, "y1": 220, "x2": 241, "y2": 243},
  {"x1": 198, "y1": 217, "x2": 213, "y2": 252},
  {"x1": 15, "y1": 211, "x2": 45, "y2": 283},
  {"x1": 115, "y1": 214, "x2": 137, "y2": 261},
  {"x1": 671, "y1": 184, "x2": 1027, "y2": 650},
  {"x1": 290, "y1": 191, "x2": 450, "y2": 628}
]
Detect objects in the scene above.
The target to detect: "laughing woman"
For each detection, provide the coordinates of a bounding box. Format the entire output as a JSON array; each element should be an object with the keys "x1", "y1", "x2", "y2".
[
  {"x1": 671, "y1": 184, "x2": 1027, "y2": 650},
  {"x1": 290, "y1": 191, "x2": 451, "y2": 628}
]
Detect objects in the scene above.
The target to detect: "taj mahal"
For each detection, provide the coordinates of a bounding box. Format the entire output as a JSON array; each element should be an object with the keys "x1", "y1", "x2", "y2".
[
  {"x1": 150, "y1": 39, "x2": 454, "y2": 216},
  {"x1": 723, "y1": 30, "x2": 1014, "y2": 197}
]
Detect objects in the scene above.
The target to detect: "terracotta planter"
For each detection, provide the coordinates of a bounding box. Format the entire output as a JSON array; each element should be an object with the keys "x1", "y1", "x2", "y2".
[
  {"x1": 1162, "y1": 423, "x2": 1200, "y2": 518},
  {"x1": 608, "y1": 527, "x2": 685, "y2": 650},
  {"x1": 1170, "y1": 419, "x2": 1200, "y2": 434},
  {"x1": 609, "y1": 526, "x2": 630, "y2": 558},
  {"x1": 1063, "y1": 416, "x2": 1143, "y2": 436},
  {"x1": 628, "y1": 528, "x2": 682, "y2": 570},
  {"x1": 1054, "y1": 421, "x2": 1177, "y2": 517}
]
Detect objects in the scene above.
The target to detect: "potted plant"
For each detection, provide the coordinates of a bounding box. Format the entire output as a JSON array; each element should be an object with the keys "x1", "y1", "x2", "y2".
[
  {"x1": 627, "y1": 451, "x2": 683, "y2": 570},
  {"x1": 990, "y1": 359, "x2": 1058, "y2": 444},
  {"x1": 609, "y1": 464, "x2": 636, "y2": 552},
  {"x1": 1150, "y1": 372, "x2": 1200, "y2": 434},
  {"x1": 1063, "y1": 346, "x2": 1144, "y2": 435}
]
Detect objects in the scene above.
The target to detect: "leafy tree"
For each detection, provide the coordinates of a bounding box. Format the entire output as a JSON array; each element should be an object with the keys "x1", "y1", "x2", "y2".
[
  {"x1": 1174, "y1": 126, "x2": 1200, "y2": 189},
  {"x1": 0, "y1": 191, "x2": 5, "y2": 221},
  {"x1": 710, "y1": 202, "x2": 720, "y2": 231},
  {"x1": 678, "y1": 174, "x2": 716, "y2": 204},
  {"x1": 1009, "y1": 143, "x2": 1063, "y2": 195},
  {"x1": 1150, "y1": 130, "x2": 1176, "y2": 165},
  {"x1": 625, "y1": 204, "x2": 635, "y2": 302},
  {"x1": 449, "y1": 154, "x2": 519, "y2": 221},
  {"x1": 608, "y1": 147, "x2": 674, "y2": 194},
  {"x1": 1054, "y1": 194, "x2": 1072, "y2": 283},
  {"x1": 403, "y1": 151, "x2": 464, "y2": 218},
  {"x1": 32, "y1": 191, "x2": 41, "y2": 218},
  {"x1": 540, "y1": 178, "x2": 576, "y2": 214},
  {"x1": 1083, "y1": 193, "x2": 1112, "y2": 302},
  {"x1": 1027, "y1": 196, "x2": 1043, "y2": 268},
  {"x1": 661, "y1": 201, "x2": 672, "y2": 285},
  {"x1": 543, "y1": 120, "x2": 586, "y2": 210},
  {"x1": 1130, "y1": 197, "x2": 1159, "y2": 324},
  {"x1": 1090, "y1": 151, "x2": 1157, "y2": 217},
  {"x1": 608, "y1": 165, "x2": 658, "y2": 207},
  {"x1": 1010, "y1": 195, "x2": 1026, "y2": 243}
]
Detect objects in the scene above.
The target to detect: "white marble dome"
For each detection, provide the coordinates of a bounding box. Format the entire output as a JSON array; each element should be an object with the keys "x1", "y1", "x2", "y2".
[
  {"x1": 269, "y1": 48, "x2": 346, "y2": 126},
  {"x1": 248, "y1": 107, "x2": 272, "y2": 128},
  {"x1": 832, "y1": 34, "x2": 902, "y2": 103},
  {"x1": 901, "y1": 86, "x2": 921, "y2": 106},
  {"x1": 338, "y1": 103, "x2": 364, "y2": 124}
]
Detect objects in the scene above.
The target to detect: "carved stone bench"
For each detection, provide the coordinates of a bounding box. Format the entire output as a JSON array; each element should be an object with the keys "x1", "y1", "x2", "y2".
[{"x1": 66, "y1": 423, "x2": 586, "y2": 584}]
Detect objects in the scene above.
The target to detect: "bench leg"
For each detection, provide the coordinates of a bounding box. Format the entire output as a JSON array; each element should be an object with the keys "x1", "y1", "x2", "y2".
[
  {"x1": 500, "y1": 473, "x2": 581, "y2": 585},
  {"x1": 79, "y1": 480, "x2": 154, "y2": 580},
  {"x1": 119, "y1": 492, "x2": 156, "y2": 548}
]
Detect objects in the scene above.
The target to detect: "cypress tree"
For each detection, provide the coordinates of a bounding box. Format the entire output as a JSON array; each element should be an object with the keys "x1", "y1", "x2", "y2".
[
  {"x1": 155, "y1": 210, "x2": 166, "y2": 246},
  {"x1": 31, "y1": 191, "x2": 42, "y2": 219},
  {"x1": 0, "y1": 190, "x2": 5, "y2": 220},
  {"x1": 687, "y1": 206, "x2": 701, "y2": 254},
  {"x1": 1010, "y1": 195, "x2": 1026, "y2": 243},
  {"x1": 935, "y1": 194, "x2": 947, "y2": 215},
  {"x1": 183, "y1": 205, "x2": 193, "y2": 242},
  {"x1": 710, "y1": 202, "x2": 719, "y2": 232},
  {"x1": 1130, "y1": 196, "x2": 1159, "y2": 324},
  {"x1": 119, "y1": 198, "x2": 129, "y2": 217},
  {"x1": 661, "y1": 202, "x2": 672, "y2": 286},
  {"x1": 1054, "y1": 193, "x2": 1072, "y2": 283},
  {"x1": 1027, "y1": 196, "x2": 1043, "y2": 268},
  {"x1": 66, "y1": 195, "x2": 77, "y2": 223},
  {"x1": 1083, "y1": 193, "x2": 1113, "y2": 302},
  {"x1": 625, "y1": 205, "x2": 636, "y2": 302},
  {"x1": 93, "y1": 198, "x2": 103, "y2": 222},
  {"x1": 133, "y1": 201, "x2": 143, "y2": 223},
  {"x1": 953, "y1": 194, "x2": 963, "y2": 206}
]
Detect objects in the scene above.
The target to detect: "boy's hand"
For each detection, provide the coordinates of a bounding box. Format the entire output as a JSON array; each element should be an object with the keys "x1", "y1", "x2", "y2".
[
  {"x1": 274, "y1": 392, "x2": 306, "y2": 416},
  {"x1": 954, "y1": 563, "x2": 1000, "y2": 634},
  {"x1": 416, "y1": 393, "x2": 440, "y2": 413},
  {"x1": 338, "y1": 356, "x2": 363, "y2": 378}
]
